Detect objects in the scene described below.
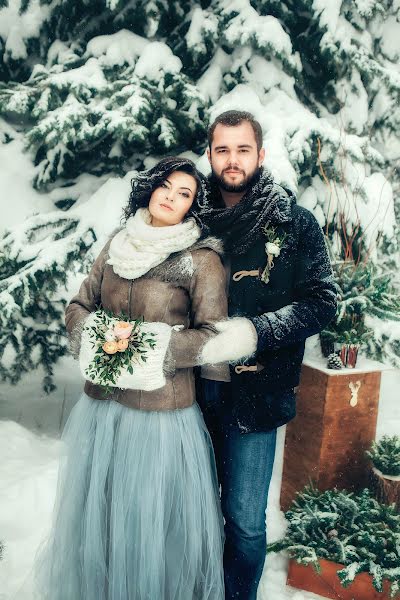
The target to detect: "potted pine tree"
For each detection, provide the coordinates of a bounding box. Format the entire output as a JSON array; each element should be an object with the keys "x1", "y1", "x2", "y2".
[
  {"x1": 269, "y1": 485, "x2": 400, "y2": 599},
  {"x1": 320, "y1": 261, "x2": 400, "y2": 368},
  {"x1": 316, "y1": 161, "x2": 400, "y2": 370},
  {"x1": 367, "y1": 435, "x2": 400, "y2": 509}
]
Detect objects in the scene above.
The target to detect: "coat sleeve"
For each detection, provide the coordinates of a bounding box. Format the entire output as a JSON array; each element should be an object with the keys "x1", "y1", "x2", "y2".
[
  {"x1": 167, "y1": 249, "x2": 230, "y2": 378},
  {"x1": 64, "y1": 240, "x2": 111, "y2": 356},
  {"x1": 250, "y1": 211, "x2": 337, "y2": 352}
]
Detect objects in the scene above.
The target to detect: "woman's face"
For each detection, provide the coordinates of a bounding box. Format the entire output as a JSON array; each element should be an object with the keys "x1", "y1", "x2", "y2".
[{"x1": 148, "y1": 170, "x2": 197, "y2": 227}]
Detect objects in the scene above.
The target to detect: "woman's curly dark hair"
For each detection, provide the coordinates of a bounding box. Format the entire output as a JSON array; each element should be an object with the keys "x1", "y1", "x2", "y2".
[{"x1": 123, "y1": 157, "x2": 210, "y2": 225}]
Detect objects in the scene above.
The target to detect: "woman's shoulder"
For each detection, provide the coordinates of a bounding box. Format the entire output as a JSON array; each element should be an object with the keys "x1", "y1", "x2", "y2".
[
  {"x1": 91, "y1": 228, "x2": 122, "y2": 264},
  {"x1": 189, "y1": 236, "x2": 223, "y2": 258},
  {"x1": 189, "y1": 236, "x2": 224, "y2": 271}
]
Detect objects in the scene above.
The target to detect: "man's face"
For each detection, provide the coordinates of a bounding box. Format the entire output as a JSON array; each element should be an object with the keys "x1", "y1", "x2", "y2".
[{"x1": 207, "y1": 121, "x2": 265, "y2": 193}]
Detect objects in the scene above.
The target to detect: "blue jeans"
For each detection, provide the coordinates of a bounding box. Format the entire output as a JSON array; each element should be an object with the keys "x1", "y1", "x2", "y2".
[{"x1": 199, "y1": 380, "x2": 277, "y2": 600}]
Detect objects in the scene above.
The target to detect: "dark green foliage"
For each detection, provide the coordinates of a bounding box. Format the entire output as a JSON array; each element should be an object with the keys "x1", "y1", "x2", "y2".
[
  {"x1": 367, "y1": 436, "x2": 400, "y2": 477},
  {"x1": 0, "y1": 219, "x2": 96, "y2": 391},
  {"x1": 0, "y1": 0, "x2": 398, "y2": 390},
  {"x1": 268, "y1": 485, "x2": 400, "y2": 597},
  {"x1": 1, "y1": 0, "x2": 396, "y2": 189},
  {"x1": 321, "y1": 260, "x2": 400, "y2": 365},
  {"x1": 0, "y1": 61, "x2": 208, "y2": 189}
]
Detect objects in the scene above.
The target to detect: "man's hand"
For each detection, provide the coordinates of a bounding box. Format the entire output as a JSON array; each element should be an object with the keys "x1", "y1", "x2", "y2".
[{"x1": 200, "y1": 318, "x2": 258, "y2": 365}]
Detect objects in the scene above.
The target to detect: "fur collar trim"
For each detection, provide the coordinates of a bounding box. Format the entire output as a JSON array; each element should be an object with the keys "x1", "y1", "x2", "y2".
[{"x1": 144, "y1": 235, "x2": 224, "y2": 286}]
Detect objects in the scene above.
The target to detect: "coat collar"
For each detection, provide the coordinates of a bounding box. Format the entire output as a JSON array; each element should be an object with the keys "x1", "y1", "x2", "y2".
[{"x1": 268, "y1": 184, "x2": 294, "y2": 224}]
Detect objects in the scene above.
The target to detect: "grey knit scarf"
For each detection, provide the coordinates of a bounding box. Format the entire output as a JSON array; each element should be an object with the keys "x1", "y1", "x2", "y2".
[{"x1": 201, "y1": 168, "x2": 293, "y2": 255}]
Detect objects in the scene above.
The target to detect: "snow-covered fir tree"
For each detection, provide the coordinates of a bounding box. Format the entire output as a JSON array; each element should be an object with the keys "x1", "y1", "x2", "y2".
[{"x1": 0, "y1": 0, "x2": 399, "y2": 389}]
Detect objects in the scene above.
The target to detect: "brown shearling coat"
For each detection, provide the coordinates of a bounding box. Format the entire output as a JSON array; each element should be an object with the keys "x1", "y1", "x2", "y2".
[{"x1": 65, "y1": 236, "x2": 229, "y2": 411}]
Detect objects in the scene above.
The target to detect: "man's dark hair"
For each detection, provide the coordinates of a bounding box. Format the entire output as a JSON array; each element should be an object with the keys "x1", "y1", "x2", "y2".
[{"x1": 207, "y1": 110, "x2": 263, "y2": 152}]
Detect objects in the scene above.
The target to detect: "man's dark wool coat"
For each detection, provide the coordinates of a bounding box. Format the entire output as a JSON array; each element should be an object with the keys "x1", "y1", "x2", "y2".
[{"x1": 205, "y1": 186, "x2": 337, "y2": 433}]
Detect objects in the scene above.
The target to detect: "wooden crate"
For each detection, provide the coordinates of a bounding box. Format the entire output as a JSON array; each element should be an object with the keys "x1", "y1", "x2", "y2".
[
  {"x1": 281, "y1": 358, "x2": 383, "y2": 511},
  {"x1": 287, "y1": 558, "x2": 391, "y2": 600}
]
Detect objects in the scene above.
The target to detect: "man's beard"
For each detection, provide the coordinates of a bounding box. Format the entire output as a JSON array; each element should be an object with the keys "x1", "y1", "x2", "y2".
[{"x1": 210, "y1": 165, "x2": 262, "y2": 193}]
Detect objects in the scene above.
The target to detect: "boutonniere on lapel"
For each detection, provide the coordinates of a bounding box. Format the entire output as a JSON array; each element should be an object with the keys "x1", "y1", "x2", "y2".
[{"x1": 260, "y1": 223, "x2": 287, "y2": 284}]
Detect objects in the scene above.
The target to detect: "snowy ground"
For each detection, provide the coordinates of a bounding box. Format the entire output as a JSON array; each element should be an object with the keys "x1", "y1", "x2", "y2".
[{"x1": 0, "y1": 347, "x2": 399, "y2": 600}]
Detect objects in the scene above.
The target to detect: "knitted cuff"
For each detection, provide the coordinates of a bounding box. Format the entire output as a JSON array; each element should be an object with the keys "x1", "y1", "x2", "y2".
[
  {"x1": 79, "y1": 313, "x2": 101, "y2": 382},
  {"x1": 68, "y1": 315, "x2": 91, "y2": 359}
]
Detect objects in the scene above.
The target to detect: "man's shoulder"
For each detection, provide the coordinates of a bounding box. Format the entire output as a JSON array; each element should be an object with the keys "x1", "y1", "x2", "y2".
[
  {"x1": 266, "y1": 189, "x2": 320, "y2": 235},
  {"x1": 291, "y1": 203, "x2": 322, "y2": 232}
]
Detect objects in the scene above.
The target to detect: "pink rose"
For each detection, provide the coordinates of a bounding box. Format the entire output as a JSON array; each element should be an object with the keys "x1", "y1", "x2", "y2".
[{"x1": 113, "y1": 321, "x2": 133, "y2": 339}]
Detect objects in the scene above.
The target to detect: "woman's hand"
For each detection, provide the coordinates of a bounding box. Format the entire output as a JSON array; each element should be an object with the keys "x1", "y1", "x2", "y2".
[{"x1": 79, "y1": 317, "x2": 172, "y2": 391}]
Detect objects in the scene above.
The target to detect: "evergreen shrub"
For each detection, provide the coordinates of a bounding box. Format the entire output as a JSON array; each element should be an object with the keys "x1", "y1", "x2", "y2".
[
  {"x1": 268, "y1": 485, "x2": 400, "y2": 597},
  {"x1": 367, "y1": 435, "x2": 400, "y2": 478}
]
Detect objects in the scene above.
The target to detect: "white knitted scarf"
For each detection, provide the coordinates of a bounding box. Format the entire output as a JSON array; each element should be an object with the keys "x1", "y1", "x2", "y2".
[{"x1": 107, "y1": 208, "x2": 201, "y2": 280}]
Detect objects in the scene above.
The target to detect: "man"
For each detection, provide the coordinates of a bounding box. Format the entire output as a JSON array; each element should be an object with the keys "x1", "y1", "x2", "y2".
[{"x1": 198, "y1": 110, "x2": 337, "y2": 599}]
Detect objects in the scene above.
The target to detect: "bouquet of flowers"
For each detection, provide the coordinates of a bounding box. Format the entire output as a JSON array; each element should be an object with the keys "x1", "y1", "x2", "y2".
[{"x1": 82, "y1": 309, "x2": 157, "y2": 393}]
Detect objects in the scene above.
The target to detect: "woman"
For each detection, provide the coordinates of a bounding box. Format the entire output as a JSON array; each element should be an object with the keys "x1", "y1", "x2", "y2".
[{"x1": 36, "y1": 157, "x2": 257, "y2": 600}]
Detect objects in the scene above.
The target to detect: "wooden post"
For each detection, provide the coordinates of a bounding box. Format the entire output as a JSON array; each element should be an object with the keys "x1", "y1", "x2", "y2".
[{"x1": 280, "y1": 357, "x2": 385, "y2": 511}]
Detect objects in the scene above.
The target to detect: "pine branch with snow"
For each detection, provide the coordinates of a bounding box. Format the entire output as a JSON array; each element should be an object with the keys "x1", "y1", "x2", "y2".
[
  {"x1": 268, "y1": 485, "x2": 400, "y2": 597},
  {"x1": 0, "y1": 38, "x2": 207, "y2": 189},
  {"x1": 0, "y1": 161, "x2": 130, "y2": 391},
  {"x1": 0, "y1": 214, "x2": 97, "y2": 392},
  {"x1": 320, "y1": 260, "x2": 400, "y2": 366},
  {"x1": 367, "y1": 435, "x2": 400, "y2": 477}
]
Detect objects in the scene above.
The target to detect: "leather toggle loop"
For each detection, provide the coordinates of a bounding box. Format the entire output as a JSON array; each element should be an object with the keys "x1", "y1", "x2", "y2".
[
  {"x1": 232, "y1": 270, "x2": 260, "y2": 282},
  {"x1": 234, "y1": 365, "x2": 258, "y2": 374}
]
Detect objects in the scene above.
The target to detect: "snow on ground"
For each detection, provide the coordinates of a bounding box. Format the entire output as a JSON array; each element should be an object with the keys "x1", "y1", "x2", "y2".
[
  {"x1": 0, "y1": 351, "x2": 399, "y2": 600},
  {"x1": 0, "y1": 422, "x2": 60, "y2": 600}
]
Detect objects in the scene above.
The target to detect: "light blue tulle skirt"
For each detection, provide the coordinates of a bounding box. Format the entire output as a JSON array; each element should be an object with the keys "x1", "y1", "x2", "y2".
[{"x1": 35, "y1": 394, "x2": 224, "y2": 600}]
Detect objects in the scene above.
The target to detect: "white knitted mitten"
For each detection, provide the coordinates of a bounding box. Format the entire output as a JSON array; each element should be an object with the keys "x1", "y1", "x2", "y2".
[
  {"x1": 200, "y1": 317, "x2": 258, "y2": 365},
  {"x1": 116, "y1": 322, "x2": 172, "y2": 391},
  {"x1": 79, "y1": 315, "x2": 172, "y2": 391},
  {"x1": 79, "y1": 312, "x2": 101, "y2": 383}
]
